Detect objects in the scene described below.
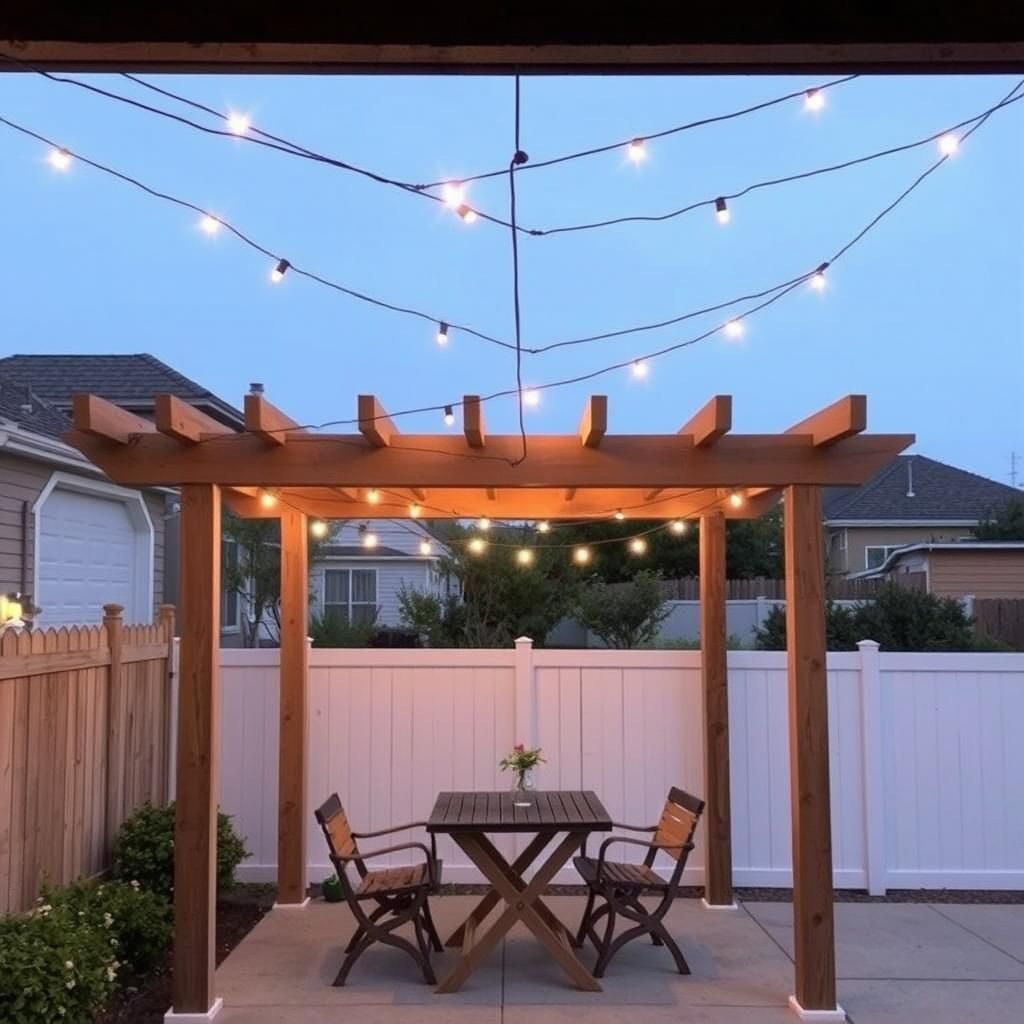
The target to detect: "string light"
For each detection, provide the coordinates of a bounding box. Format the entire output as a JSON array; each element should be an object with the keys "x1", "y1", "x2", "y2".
[
  {"x1": 724, "y1": 319, "x2": 745, "y2": 340},
  {"x1": 456, "y1": 204, "x2": 478, "y2": 224},
  {"x1": 361, "y1": 526, "x2": 378, "y2": 549},
  {"x1": 629, "y1": 537, "x2": 649, "y2": 556},
  {"x1": 366, "y1": 489, "x2": 381, "y2": 505},
  {"x1": 516, "y1": 548, "x2": 535, "y2": 567},
  {"x1": 631, "y1": 360, "x2": 649, "y2": 379},
  {"x1": 522, "y1": 389, "x2": 540, "y2": 408},
  {"x1": 810, "y1": 262, "x2": 829, "y2": 291},
  {"x1": 938, "y1": 133, "x2": 960, "y2": 156},
  {"x1": 436, "y1": 321, "x2": 449, "y2": 346},
  {"x1": 47, "y1": 146, "x2": 71, "y2": 171},
  {"x1": 477, "y1": 517, "x2": 491, "y2": 531},
  {"x1": 468, "y1": 536, "x2": 487, "y2": 555},
  {"x1": 573, "y1": 546, "x2": 592, "y2": 565},
  {"x1": 226, "y1": 112, "x2": 250, "y2": 135},
  {"x1": 627, "y1": 138, "x2": 647, "y2": 163},
  {"x1": 409, "y1": 503, "x2": 422, "y2": 518},
  {"x1": 419, "y1": 539, "x2": 433, "y2": 556},
  {"x1": 804, "y1": 88, "x2": 826, "y2": 112},
  {"x1": 614, "y1": 510, "x2": 625, "y2": 521},
  {"x1": 728, "y1": 491, "x2": 745, "y2": 509},
  {"x1": 443, "y1": 405, "x2": 455, "y2": 427},
  {"x1": 442, "y1": 182, "x2": 466, "y2": 208},
  {"x1": 199, "y1": 214, "x2": 220, "y2": 235},
  {"x1": 270, "y1": 258, "x2": 290, "y2": 283},
  {"x1": 715, "y1": 197, "x2": 730, "y2": 224},
  {"x1": 670, "y1": 519, "x2": 688, "y2": 535},
  {"x1": 259, "y1": 490, "x2": 278, "y2": 510},
  {"x1": 536, "y1": 521, "x2": 550, "y2": 534}
]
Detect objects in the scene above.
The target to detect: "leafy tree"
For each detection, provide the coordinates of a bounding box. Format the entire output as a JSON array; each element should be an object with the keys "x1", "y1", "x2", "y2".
[
  {"x1": 572, "y1": 570, "x2": 670, "y2": 648},
  {"x1": 973, "y1": 497, "x2": 1024, "y2": 540},
  {"x1": 397, "y1": 589, "x2": 466, "y2": 648}
]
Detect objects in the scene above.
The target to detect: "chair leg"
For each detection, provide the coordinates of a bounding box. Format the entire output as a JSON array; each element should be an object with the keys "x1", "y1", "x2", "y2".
[
  {"x1": 575, "y1": 888, "x2": 596, "y2": 946},
  {"x1": 378, "y1": 931, "x2": 438, "y2": 986},
  {"x1": 333, "y1": 934, "x2": 373, "y2": 986},
  {"x1": 345, "y1": 905, "x2": 388, "y2": 954},
  {"x1": 421, "y1": 898, "x2": 444, "y2": 953},
  {"x1": 592, "y1": 900, "x2": 618, "y2": 979},
  {"x1": 650, "y1": 919, "x2": 691, "y2": 975}
]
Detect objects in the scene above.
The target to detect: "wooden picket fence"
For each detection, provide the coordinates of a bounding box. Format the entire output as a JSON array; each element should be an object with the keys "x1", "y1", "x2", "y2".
[
  {"x1": 0, "y1": 605, "x2": 175, "y2": 914},
  {"x1": 642, "y1": 576, "x2": 891, "y2": 600},
  {"x1": 974, "y1": 598, "x2": 1024, "y2": 651}
]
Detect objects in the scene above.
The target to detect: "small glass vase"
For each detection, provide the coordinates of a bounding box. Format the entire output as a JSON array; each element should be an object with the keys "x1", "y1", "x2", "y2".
[{"x1": 511, "y1": 768, "x2": 535, "y2": 804}]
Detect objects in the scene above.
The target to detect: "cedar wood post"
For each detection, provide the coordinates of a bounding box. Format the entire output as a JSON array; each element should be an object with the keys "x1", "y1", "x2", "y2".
[
  {"x1": 102, "y1": 603, "x2": 125, "y2": 849},
  {"x1": 699, "y1": 510, "x2": 733, "y2": 905},
  {"x1": 784, "y1": 485, "x2": 838, "y2": 1013},
  {"x1": 172, "y1": 485, "x2": 221, "y2": 1015},
  {"x1": 278, "y1": 506, "x2": 309, "y2": 904}
]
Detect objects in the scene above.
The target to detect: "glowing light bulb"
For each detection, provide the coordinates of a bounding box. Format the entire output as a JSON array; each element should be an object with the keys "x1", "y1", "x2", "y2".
[
  {"x1": 468, "y1": 536, "x2": 487, "y2": 555},
  {"x1": 259, "y1": 490, "x2": 277, "y2": 510},
  {"x1": 670, "y1": 519, "x2": 687, "y2": 535},
  {"x1": 724, "y1": 319, "x2": 744, "y2": 340},
  {"x1": 199, "y1": 214, "x2": 220, "y2": 235},
  {"x1": 477, "y1": 517, "x2": 491, "y2": 532},
  {"x1": 715, "y1": 197, "x2": 730, "y2": 224},
  {"x1": 442, "y1": 182, "x2": 465, "y2": 208},
  {"x1": 631, "y1": 360, "x2": 649, "y2": 379},
  {"x1": 409, "y1": 503, "x2": 421, "y2": 519},
  {"x1": 366, "y1": 489, "x2": 381, "y2": 505},
  {"x1": 728, "y1": 491, "x2": 745, "y2": 509},
  {"x1": 456, "y1": 203, "x2": 478, "y2": 224},
  {"x1": 516, "y1": 548, "x2": 535, "y2": 567},
  {"x1": 310, "y1": 520, "x2": 328, "y2": 539},
  {"x1": 436, "y1": 321, "x2": 449, "y2": 346},
  {"x1": 226, "y1": 112, "x2": 250, "y2": 135},
  {"x1": 810, "y1": 269, "x2": 827, "y2": 292},
  {"x1": 573, "y1": 546, "x2": 592, "y2": 565},
  {"x1": 804, "y1": 89, "x2": 825, "y2": 112},
  {"x1": 270, "y1": 258, "x2": 290, "y2": 283},
  {"x1": 443, "y1": 405, "x2": 455, "y2": 427},
  {"x1": 47, "y1": 147, "x2": 72, "y2": 171},
  {"x1": 627, "y1": 138, "x2": 647, "y2": 163},
  {"x1": 522, "y1": 389, "x2": 540, "y2": 408},
  {"x1": 419, "y1": 539, "x2": 432, "y2": 556},
  {"x1": 938, "y1": 133, "x2": 960, "y2": 156},
  {"x1": 629, "y1": 537, "x2": 648, "y2": 556},
  {"x1": 362, "y1": 529, "x2": 379, "y2": 549},
  {"x1": 614, "y1": 510, "x2": 625, "y2": 521},
  {"x1": 537, "y1": 521, "x2": 550, "y2": 534}
]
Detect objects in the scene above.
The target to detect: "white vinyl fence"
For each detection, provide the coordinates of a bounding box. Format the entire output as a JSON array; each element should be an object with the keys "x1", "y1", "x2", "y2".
[{"x1": 216, "y1": 642, "x2": 1024, "y2": 893}]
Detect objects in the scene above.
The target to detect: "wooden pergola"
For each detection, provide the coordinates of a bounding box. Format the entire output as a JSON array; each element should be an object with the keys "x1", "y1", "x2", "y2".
[{"x1": 66, "y1": 389, "x2": 912, "y2": 1022}]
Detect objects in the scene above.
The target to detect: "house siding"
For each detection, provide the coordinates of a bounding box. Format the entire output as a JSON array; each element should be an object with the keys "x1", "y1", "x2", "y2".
[
  {"x1": 928, "y1": 550, "x2": 1024, "y2": 599},
  {"x1": 310, "y1": 558, "x2": 442, "y2": 628},
  {"x1": 829, "y1": 525, "x2": 973, "y2": 575}
]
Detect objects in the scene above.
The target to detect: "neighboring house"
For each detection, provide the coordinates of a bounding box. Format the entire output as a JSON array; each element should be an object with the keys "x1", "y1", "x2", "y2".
[
  {"x1": 0, "y1": 354, "x2": 243, "y2": 628},
  {"x1": 856, "y1": 541, "x2": 1024, "y2": 599},
  {"x1": 310, "y1": 521, "x2": 446, "y2": 628},
  {"x1": 823, "y1": 455, "x2": 1020, "y2": 577}
]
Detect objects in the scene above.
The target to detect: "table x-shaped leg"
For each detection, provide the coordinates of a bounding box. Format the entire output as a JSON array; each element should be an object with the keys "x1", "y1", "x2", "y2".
[{"x1": 436, "y1": 830, "x2": 600, "y2": 994}]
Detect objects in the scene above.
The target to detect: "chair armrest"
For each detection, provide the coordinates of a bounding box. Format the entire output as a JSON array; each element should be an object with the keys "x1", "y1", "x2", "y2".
[
  {"x1": 352, "y1": 821, "x2": 429, "y2": 839},
  {"x1": 595, "y1": 835, "x2": 694, "y2": 880},
  {"x1": 609, "y1": 822, "x2": 657, "y2": 833},
  {"x1": 336, "y1": 841, "x2": 433, "y2": 864}
]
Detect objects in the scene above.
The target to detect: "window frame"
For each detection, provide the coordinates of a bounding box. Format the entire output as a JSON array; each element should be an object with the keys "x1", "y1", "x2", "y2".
[
  {"x1": 323, "y1": 566, "x2": 378, "y2": 626},
  {"x1": 221, "y1": 538, "x2": 241, "y2": 633},
  {"x1": 864, "y1": 544, "x2": 904, "y2": 570}
]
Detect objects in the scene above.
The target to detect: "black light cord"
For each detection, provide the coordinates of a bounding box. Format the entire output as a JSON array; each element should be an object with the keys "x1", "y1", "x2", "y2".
[{"x1": 509, "y1": 74, "x2": 528, "y2": 465}]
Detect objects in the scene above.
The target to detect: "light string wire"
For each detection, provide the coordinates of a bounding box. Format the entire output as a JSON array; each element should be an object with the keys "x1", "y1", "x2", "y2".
[{"x1": 509, "y1": 74, "x2": 528, "y2": 465}]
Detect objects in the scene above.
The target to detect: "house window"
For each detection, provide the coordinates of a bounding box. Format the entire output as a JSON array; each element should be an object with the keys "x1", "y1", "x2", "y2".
[
  {"x1": 221, "y1": 539, "x2": 240, "y2": 631},
  {"x1": 324, "y1": 569, "x2": 378, "y2": 625},
  {"x1": 865, "y1": 544, "x2": 905, "y2": 570}
]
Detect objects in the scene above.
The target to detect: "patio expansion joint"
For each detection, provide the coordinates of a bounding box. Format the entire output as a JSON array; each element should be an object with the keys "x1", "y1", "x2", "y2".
[
  {"x1": 739, "y1": 901, "x2": 795, "y2": 966},
  {"x1": 927, "y1": 903, "x2": 1024, "y2": 968}
]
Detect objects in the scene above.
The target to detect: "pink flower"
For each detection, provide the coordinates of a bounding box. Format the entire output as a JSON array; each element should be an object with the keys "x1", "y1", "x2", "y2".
[{"x1": 513, "y1": 743, "x2": 525, "y2": 753}]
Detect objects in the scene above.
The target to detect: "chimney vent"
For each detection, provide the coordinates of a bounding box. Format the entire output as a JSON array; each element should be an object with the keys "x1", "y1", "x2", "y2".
[
  {"x1": 906, "y1": 459, "x2": 916, "y2": 498},
  {"x1": 249, "y1": 382, "x2": 265, "y2": 395}
]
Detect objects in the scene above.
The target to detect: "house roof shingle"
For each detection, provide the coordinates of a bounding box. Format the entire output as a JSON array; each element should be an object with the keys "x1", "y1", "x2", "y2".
[
  {"x1": 823, "y1": 455, "x2": 1019, "y2": 523},
  {"x1": 0, "y1": 383, "x2": 72, "y2": 439}
]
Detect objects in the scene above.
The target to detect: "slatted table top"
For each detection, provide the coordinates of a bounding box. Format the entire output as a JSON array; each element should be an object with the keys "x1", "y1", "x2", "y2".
[{"x1": 427, "y1": 790, "x2": 612, "y2": 834}]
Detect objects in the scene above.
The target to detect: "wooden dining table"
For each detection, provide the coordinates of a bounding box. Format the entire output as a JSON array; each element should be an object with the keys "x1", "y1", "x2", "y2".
[{"x1": 427, "y1": 789, "x2": 613, "y2": 993}]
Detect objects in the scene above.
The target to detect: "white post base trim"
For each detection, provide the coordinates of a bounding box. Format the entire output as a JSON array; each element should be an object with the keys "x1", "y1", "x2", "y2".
[
  {"x1": 701, "y1": 898, "x2": 739, "y2": 910},
  {"x1": 272, "y1": 896, "x2": 311, "y2": 910},
  {"x1": 788, "y1": 995, "x2": 847, "y2": 1022},
  {"x1": 164, "y1": 997, "x2": 223, "y2": 1022}
]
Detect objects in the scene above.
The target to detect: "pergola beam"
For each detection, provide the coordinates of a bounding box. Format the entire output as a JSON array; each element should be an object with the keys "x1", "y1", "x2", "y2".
[
  {"x1": 578, "y1": 395, "x2": 607, "y2": 448},
  {"x1": 679, "y1": 395, "x2": 732, "y2": 447},
  {"x1": 358, "y1": 394, "x2": 398, "y2": 447},
  {"x1": 787, "y1": 394, "x2": 867, "y2": 447},
  {"x1": 72, "y1": 394, "x2": 155, "y2": 444},
  {"x1": 463, "y1": 395, "x2": 485, "y2": 448},
  {"x1": 155, "y1": 394, "x2": 233, "y2": 443},
  {"x1": 244, "y1": 393, "x2": 300, "y2": 446}
]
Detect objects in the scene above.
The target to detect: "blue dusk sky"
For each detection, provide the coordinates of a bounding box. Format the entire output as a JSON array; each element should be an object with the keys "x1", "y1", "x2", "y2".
[{"x1": 1, "y1": 71, "x2": 1022, "y2": 485}]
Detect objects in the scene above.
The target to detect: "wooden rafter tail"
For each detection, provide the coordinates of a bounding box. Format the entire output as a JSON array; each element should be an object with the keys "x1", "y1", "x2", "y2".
[
  {"x1": 244, "y1": 392, "x2": 301, "y2": 446},
  {"x1": 679, "y1": 395, "x2": 732, "y2": 447},
  {"x1": 464, "y1": 395, "x2": 485, "y2": 448},
  {"x1": 72, "y1": 394, "x2": 156, "y2": 444},
  {"x1": 786, "y1": 394, "x2": 867, "y2": 447},
  {"x1": 486, "y1": 488, "x2": 498, "y2": 501},
  {"x1": 358, "y1": 394, "x2": 398, "y2": 448},
  {"x1": 154, "y1": 394, "x2": 233, "y2": 443},
  {"x1": 578, "y1": 395, "x2": 607, "y2": 448}
]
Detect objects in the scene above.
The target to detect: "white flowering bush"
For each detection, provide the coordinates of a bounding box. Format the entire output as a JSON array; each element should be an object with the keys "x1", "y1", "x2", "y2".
[{"x1": 0, "y1": 903, "x2": 116, "y2": 1023}]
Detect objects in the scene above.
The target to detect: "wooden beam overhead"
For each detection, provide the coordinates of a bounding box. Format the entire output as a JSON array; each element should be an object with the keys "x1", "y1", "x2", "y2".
[
  {"x1": 244, "y1": 393, "x2": 300, "y2": 446},
  {"x1": 72, "y1": 394, "x2": 156, "y2": 444},
  {"x1": 358, "y1": 394, "x2": 398, "y2": 447},
  {"x1": 679, "y1": 395, "x2": 732, "y2": 447},
  {"x1": 154, "y1": 394, "x2": 233, "y2": 443},
  {"x1": 564, "y1": 488, "x2": 576, "y2": 501},
  {"x1": 578, "y1": 395, "x2": 607, "y2": 448},
  {"x1": 786, "y1": 394, "x2": 867, "y2": 447},
  {"x1": 464, "y1": 395, "x2": 485, "y2": 448},
  {"x1": 486, "y1": 488, "x2": 497, "y2": 501}
]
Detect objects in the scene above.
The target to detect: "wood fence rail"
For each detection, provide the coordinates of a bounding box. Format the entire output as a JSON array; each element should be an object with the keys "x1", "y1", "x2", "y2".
[
  {"x1": 974, "y1": 598, "x2": 1024, "y2": 651},
  {"x1": 0, "y1": 604, "x2": 175, "y2": 914},
  {"x1": 623, "y1": 577, "x2": 890, "y2": 601}
]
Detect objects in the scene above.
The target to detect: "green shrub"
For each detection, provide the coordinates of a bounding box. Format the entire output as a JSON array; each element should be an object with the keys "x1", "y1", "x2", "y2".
[
  {"x1": 44, "y1": 879, "x2": 171, "y2": 974},
  {"x1": 112, "y1": 801, "x2": 250, "y2": 901},
  {"x1": 0, "y1": 902, "x2": 117, "y2": 1024},
  {"x1": 309, "y1": 612, "x2": 377, "y2": 648},
  {"x1": 573, "y1": 571, "x2": 669, "y2": 649}
]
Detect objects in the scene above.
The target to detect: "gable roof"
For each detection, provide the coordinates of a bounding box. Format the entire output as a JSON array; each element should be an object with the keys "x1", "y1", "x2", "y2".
[
  {"x1": 0, "y1": 382, "x2": 74, "y2": 439},
  {"x1": 823, "y1": 455, "x2": 1019, "y2": 524},
  {"x1": 0, "y1": 354, "x2": 243, "y2": 428}
]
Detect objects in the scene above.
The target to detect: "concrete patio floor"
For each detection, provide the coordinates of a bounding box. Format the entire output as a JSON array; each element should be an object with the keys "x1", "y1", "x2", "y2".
[{"x1": 214, "y1": 895, "x2": 1024, "y2": 1023}]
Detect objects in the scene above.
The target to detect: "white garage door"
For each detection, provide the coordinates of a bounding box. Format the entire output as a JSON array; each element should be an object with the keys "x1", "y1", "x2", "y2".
[{"x1": 37, "y1": 484, "x2": 152, "y2": 625}]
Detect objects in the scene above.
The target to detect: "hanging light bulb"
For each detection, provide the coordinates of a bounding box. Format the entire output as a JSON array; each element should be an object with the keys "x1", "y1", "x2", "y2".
[
  {"x1": 804, "y1": 88, "x2": 825, "y2": 112},
  {"x1": 938, "y1": 133, "x2": 960, "y2": 156},
  {"x1": 670, "y1": 519, "x2": 687, "y2": 536},
  {"x1": 631, "y1": 360, "x2": 649, "y2": 379},
  {"x1": 521, "y1": 388, "x2": 540, "y2": 408},
  {"x1": 614, "y1": 510, "x2": 625, "y2": 521},
  {"x1": 419, "y1": 539, "x2": 433, "y2": 556},
  {"x1": 724, "y1": 319, "x2": 745, "y2": 340},
  {"x1": 436, "y1": 321, "x2": 449, "y2": 346},
  {"x1": 366, "y1": 489, "x2": 381, "y2": 505},
  {"x1": 809, "y1": 262, "x2": 829, "y2": 291},
  {"x1": 442, "y1": 182, "x2": 465, "y2": 208},
  {"x1": 629, "y1": 537, "x2": 649, "y2": 556},
  {"x1": 714, "y1": 197, "x2": 730, "y2": 224},
  {"x1": 536, "y1": 521, "x2": 550, "y2": 534},
  {"x1": 270, "y1": 258, "x2": 290, "y2": 283},
  {"x1": 627, "y1": 138, "x2": 647, "y2": 163},
  {"x1": 226, "y1": 112, "x2": 251, "y2": 135},
  {"x1": 47, "y1": 147, "x2": 72, "y2": 171},
  {"x1": 409, "y1": 503, "x2": 422, "y2": 519},
  {"x1": 361, "y1": 527, "x2": 379, "y2": 549},
  {"x1": 310, "y1": 519, "x2": 329, "y2": 539},
  {"x1": 456, "y1": 203, "x2": 478, "y2": 224},
  {"x1": 259, "y1": 490, "x2": 278, "y2": 510},
  {"x1": 199, "y1": 214, "x2": 220, "y2": 235},
  {"x1": 468, "y1": 536, "x2": 487, "y2": 555},
  {"x1": 516, "y1": 548, "x2": 535, "y2": 567},
  {"x1": 443, "y1": 405, "x2": 455, "y2": 427},
  {"x1": 728, "y1": 491, "x2": 745, "y2": 509},
  {"x1": 573, "y1": 546, "x2": 592, "y2": 565},
  {"x1": 477, "y1": 517, "x2": 491, "y2": 532}
]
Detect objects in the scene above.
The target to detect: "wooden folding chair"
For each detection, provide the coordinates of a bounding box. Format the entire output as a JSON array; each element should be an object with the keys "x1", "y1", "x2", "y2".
[
  {"x1": 314, "y1": 793, "x2": 444, "y2": 985},
  {"x1": 573, "y1": 786, "x2": 705, "y2": 978}
]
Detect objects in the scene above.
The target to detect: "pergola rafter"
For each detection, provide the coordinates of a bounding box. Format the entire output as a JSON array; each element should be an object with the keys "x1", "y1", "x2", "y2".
[{"x1": 62, "y1": 389, "x2": 913, "y2": 1023}]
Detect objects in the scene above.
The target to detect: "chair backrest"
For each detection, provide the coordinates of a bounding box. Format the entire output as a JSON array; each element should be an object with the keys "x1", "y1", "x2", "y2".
[
  {"x1": 651, "y1": 786, "x2": 705, "y2": 863},
  {"x1": 314, "y1": 793, "x2": 365, "y2": 881}
]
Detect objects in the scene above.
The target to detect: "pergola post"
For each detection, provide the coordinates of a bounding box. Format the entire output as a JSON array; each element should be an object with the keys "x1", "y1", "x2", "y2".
[
  {"x1": 699, "y1": 510, "x2": 733, "y2": 907},
  {"x1": 169, "y1": 485, "x2": 222, "y2": 1020},
  {"x1": 783, "y1": 485, "x2": 841, "y2": 1021},
  {"x1": 277, "y1": 507, "x2": 310, "y2": 906}
]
